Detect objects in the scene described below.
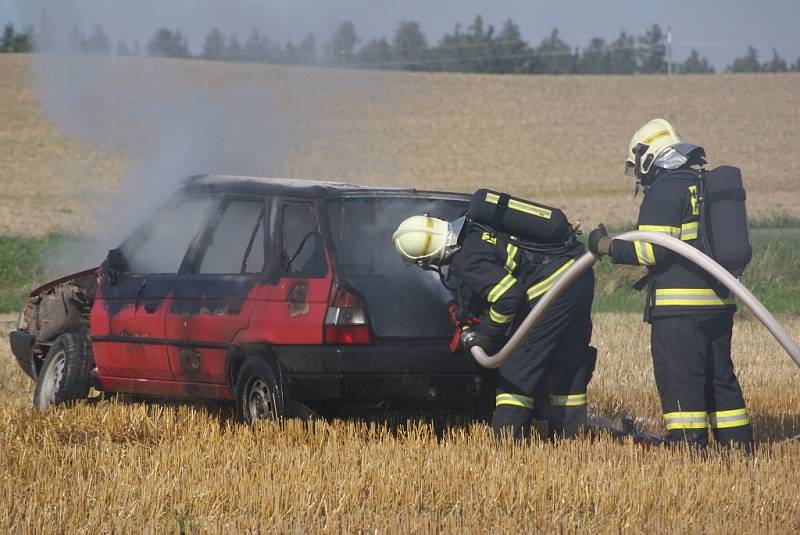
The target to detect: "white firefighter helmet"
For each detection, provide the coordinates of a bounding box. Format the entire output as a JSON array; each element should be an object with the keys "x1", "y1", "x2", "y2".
[
  {"x1": 625, "y1": 118, "x2": 705, "y2": 177},
  {"x1": 392, "y1": 215, "x2": 464, "y2": 266}
]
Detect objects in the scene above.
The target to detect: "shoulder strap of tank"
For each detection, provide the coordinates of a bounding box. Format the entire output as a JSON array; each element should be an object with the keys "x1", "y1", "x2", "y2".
[
  {"x1": 653, "y1": 169, "x2": 697, "y2": 186},
  {"x1": 695, "y1": 168, "x2": 716, "y2": 259},
  {"x1": 470, "y1": 220, "x2": 577, "y2": 256},
  {"x1": 491, "y1": 192, "x2": 511, "y2": 230}
]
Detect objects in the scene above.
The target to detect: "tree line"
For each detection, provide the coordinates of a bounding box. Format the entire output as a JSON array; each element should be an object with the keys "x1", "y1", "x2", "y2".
[{"x1": 2, "y1": 17, "x2": 800, "y2": 75}]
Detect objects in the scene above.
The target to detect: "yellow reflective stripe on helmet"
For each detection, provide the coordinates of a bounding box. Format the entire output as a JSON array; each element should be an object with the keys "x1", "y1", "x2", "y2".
[
  {"x1": 549, "y1": 393, "x2": 587, "y2": 407},
  {"x1": 527, "y1": 259, "x2": 576, "y2": 300},
  {"x1": 634, "y1": 240, "x2": 656, "y2": 266},
  {"x1": 655, "y1": 288, "x2": 735, "y2": 307},
  {"x1": 680, "y1": 221, "x2": 699, "y2": 241},
  {"x1": 489, "y1": 307, "x2": 515, "y2": 324},
  {"x1": 638, "y1": 224, "x2": 681, "y2": 238},
  {"x1": 709, "y1": 408, "x2": 750, "y2": 429},
  {"x1": 420, "y1": 217, "x2": 434, "y2": 256},
  {"x1": 642, "y1": 129, "x2": 671, "y2": 145},
  {"x1": 487, "y1": 273, "x2": 517, "y2": 303},
  {"x1": 485, "y1": 192, "x2": 552, "y2": 220},
  {"x1": 496, "y1": 392, "x2": 534, "y2": 409},
  {"x1": 505, "y1": 241, "x2": 518, "y2": 273},
  {"x1": 663, "y1": 411, "x2": 708, "y2": 430}
]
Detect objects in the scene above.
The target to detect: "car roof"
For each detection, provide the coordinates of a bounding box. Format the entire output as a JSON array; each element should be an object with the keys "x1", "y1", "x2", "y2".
[{"x1": 183, "y1": 174, "x2": 470, "y2": 201}]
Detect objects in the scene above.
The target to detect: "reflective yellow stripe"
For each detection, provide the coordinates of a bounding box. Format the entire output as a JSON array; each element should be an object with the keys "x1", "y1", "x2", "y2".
[
  {"x1": 709, "y1": 408, "x2": 750, "y2": 429},
  {"x1": 655, "y1": 288, "x2": 735, "y2": 307},
  {"x1": 485, "y1": 192, "x2": 552, "y2": 220},
  {"x1": 642, "y1": 129, "x2": 671, "y2": 145},
  {"x1": 680, "y1": 221, "x2": 699, "y2": 241},
  {"x1": 688, "y1": 185, "x2": 699, "y2": 215},
  {"x1": 549, "y1": 393, "x2": 587, "y2": 407},
  {"x1": 505, "y1": 241, "x2": 518, "y2": 273},
  {"x1": 489, "y1": 307, "x2": 515, "y2": 324},
  {"x1": 481, "y1": 231, "x2": 497, "y2": 245},
  {"x1": 634, "y1": 240, "x2": 656, "y2": 265},
  {"x1": 638, "y1": 224, "x2": 681, "y2": 238},
  {"x1": 496, "y1": 393, "x2": 534, "y2": 409},
  {"x1": 421, "y1": 217, "x2": 434, "y2": 256},
  {"x1": 663, "y1": 411, "x2": 708, "y2": 430},
  {"x1": 527, "y1": 259, "x2": 576, "y2": 300},
  {"x1": 487, "y1": 273, "x2": 517, "y2": 303}
]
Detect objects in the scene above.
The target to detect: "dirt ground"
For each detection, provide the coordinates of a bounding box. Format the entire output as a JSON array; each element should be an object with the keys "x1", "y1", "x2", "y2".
[{"x1": 1, "y1": 54, "x2": 799, "y2": 236}]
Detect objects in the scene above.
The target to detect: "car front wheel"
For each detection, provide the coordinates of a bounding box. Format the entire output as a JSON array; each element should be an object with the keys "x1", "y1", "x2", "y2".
[
  {"x1": 235, "y1": 356, "x2": 285, "y2": 425},
  {"x1": 32, "y1": 332, "x2": 92, "y2": 411}
]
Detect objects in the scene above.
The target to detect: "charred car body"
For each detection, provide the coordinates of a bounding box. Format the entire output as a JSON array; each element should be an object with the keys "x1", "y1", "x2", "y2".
[{"x1": 10, "y1": 176, "x2": 494, "y2": 422}]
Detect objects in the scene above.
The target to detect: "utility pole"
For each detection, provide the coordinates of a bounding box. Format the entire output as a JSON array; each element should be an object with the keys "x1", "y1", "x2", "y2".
[{"x1": 667, "y1": 27, "x2": 673, "y2": 75}]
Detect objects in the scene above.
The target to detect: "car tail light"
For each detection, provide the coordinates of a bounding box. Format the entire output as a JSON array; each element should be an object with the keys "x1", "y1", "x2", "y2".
[{"x1": 324, "y1": 284, "x2": 371, "y2": 345}]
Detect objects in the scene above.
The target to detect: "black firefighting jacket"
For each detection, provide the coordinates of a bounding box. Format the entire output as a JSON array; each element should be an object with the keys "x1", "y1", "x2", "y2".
[
  {"x1": 609, "y1": 169, "x2": 736, "y2": 321},
  {"x1": 449, "y1": 225, "x2": 585, "y2": 340}
]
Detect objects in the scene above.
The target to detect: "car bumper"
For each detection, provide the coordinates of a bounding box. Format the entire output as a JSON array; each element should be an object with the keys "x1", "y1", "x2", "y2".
[
  {"x1": 273, "y1": 342, "x2": 497, "y2": 409},
  {"x1": 9, "y1": 330, "x2": 36, "y2": 380}
]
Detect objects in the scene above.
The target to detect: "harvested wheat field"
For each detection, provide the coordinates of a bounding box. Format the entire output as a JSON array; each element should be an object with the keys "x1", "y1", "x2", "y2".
[
  {"x1": 1, "y1": 314, "x2": 799, "y2": 532},
  {"x1": 2, "y1": 54, "x2": 800, "y2": 236}
]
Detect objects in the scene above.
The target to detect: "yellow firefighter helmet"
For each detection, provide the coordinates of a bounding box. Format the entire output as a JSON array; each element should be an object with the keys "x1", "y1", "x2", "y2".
[
  {"x1": 625, "y1": 118, "x2": 682, "y2": 177},
  {"x1": 392, "y1": 215, "x2": 463, "y2": 266}
]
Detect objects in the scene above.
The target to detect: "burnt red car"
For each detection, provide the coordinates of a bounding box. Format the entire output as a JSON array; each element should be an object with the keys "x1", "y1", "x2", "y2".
[{"x1": 9, "y1": 176, "x2": 494, "y2": 422}]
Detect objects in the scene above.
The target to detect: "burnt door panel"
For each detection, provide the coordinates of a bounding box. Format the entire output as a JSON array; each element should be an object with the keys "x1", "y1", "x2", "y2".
[
  {"x1": 166, "y1": 199, "x2": 266, "y2": 384},
  {"x1": 165, "y1": 276, "x2": 259, "y2": 384},
  {"x1": 94, "y1": 275, "x2": 175, "y2": 380},
  {"x1": 92, "y1": 196, "x2": 216, "y2": 385}
]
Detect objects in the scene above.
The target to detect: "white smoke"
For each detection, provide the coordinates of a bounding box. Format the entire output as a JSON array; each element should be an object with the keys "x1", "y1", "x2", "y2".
[{"x1": 18, "y1": 2, "x2": 300, "y2": 272}]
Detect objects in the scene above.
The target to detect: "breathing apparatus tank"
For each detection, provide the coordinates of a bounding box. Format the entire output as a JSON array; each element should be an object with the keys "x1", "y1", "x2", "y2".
[
  {"x1": 698, "y1": 166, "x2": 751, "y2": 276},
  {"x1": 468, "y1": 189, "x2": 574, "y2": 246}
]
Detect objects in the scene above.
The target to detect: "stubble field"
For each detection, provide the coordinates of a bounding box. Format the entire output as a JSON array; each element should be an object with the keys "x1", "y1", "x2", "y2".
[
  {"x1": 2, "y1": 54, "x2": 800, "y2": 236},
  {"x1": 1, "y1": 314, "x2": 799, "y2": 532},
  {"x1": 1, "y1": 54, "x2": 800, "y2": 532}
]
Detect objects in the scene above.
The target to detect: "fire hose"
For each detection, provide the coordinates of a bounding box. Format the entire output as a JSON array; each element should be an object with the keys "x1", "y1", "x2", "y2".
[{"x1": 470, "y1": 231, "x2": 800, "y2": 369}]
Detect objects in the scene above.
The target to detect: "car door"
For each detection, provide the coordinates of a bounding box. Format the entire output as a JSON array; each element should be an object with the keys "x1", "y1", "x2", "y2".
[
  {"x1": 92, "y1": 196, "x2": 215, "y2": 384},
  {"x1": 246, "y1": 198, "x2": 332, "y2": 344},
  {"x1": 165, "y1": 196, "x2": 268, "y2": 387}
]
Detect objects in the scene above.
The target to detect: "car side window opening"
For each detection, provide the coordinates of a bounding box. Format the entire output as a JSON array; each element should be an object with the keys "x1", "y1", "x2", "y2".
[
  {"x1": 122, "y1": 198, "x2": 216, "y2": 274},
  {"x1": 197, "y1": 200, "x2": 266, "y2": 274},
  {"x1": 280, "y1": 203, "x2": 327, "y2": 278}
]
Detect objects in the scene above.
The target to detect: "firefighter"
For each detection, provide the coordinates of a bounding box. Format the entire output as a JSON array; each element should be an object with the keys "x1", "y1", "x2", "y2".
[
  {"x1": 588, "y1": 118, "x2": 753, "y2": 450},
  {"x1": 393, "y1": 207, "x2": 596, "y2": 440}
]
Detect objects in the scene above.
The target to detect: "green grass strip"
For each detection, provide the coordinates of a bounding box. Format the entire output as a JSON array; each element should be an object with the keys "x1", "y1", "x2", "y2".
[
  {"x1": 1, "y1": 228, "x2": 798, "y2": 315},
  {"x1": 590, "y1": 233, "x2": 800, "y2": 314},
  {"x1": 0, "y1": 234, "x2": 81, "y2": 313}
]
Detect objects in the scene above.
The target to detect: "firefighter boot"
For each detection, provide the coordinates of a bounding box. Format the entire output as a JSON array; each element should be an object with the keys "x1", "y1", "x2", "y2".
[{"x1": 491, "y1": 401, "x2": 533, "y2": 441}]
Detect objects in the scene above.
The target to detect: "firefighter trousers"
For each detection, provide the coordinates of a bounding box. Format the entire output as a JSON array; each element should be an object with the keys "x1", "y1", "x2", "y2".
[
  {"x1": 651, "y1": 313, "x2": 753, "y2": 449},
  {"x1": 492, "y1": 268, "x2": 595, "y2": 440}
]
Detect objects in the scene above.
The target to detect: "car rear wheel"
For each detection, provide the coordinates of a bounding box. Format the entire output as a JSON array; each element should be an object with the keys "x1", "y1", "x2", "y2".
[
  {"x1": 32, "y1": 332, "x2": 92, "y2": 411},
  {"x1": 235, "y1": 356, "x2": 285, "y2": 424}
]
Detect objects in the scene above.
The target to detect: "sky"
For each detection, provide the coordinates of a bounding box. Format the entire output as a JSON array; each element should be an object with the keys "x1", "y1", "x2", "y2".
[{"x1": 3, "y1": 0, "x2": 799, "y2": 68}]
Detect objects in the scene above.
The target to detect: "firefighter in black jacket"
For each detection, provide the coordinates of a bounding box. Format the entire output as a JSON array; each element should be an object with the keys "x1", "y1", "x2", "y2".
[
  {"x1": 588, "y1": 118, "x2": 753, "y2": 449},
  {"x1": 393, "y1": 204, "x2": 596, "y2": 439}
]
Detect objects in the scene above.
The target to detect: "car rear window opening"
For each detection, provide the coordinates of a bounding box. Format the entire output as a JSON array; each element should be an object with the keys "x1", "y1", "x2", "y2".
[{"x1": 327, "y1": 196, "x2": 468, "y2": 339}]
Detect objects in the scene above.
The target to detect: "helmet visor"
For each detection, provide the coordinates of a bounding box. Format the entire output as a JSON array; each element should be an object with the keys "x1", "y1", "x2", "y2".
[
  {"x1": 448, "y1": 216, "x2": 467, "y2": 246},
  {"x1": 652, "y1": 145, "x2": 688, "y2": 170}
]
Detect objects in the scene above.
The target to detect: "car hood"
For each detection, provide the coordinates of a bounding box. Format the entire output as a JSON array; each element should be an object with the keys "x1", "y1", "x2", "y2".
[{"x1": 30, "y1": 266, "x2": 101, "y2": 297}]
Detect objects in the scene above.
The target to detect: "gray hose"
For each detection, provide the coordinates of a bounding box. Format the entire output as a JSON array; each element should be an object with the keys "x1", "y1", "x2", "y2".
[{"x1": 470, "y1": 231, "x2": 800, "y2": 369}]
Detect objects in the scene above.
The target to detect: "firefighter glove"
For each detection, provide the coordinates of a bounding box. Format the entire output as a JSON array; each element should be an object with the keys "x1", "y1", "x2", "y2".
[
  {"x1": 460, "y1": 328, "x2": 497, "y2": 354},
  {"x1": 588, "y1": 224, "x2": 612, "y2": 257}
]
